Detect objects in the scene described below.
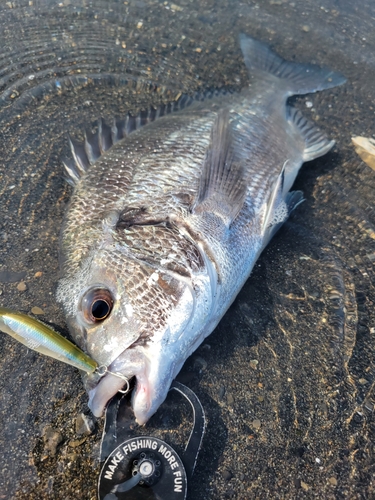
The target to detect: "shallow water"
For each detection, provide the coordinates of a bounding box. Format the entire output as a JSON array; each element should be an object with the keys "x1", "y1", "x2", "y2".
[{"x1": 0, "y1": 0, "x2": 374, "y2": 498}]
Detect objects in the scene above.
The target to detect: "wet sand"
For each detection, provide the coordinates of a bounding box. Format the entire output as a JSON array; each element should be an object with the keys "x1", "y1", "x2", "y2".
[{"x1": 0, "y1": 0, "x2": 374, "y2": 498}]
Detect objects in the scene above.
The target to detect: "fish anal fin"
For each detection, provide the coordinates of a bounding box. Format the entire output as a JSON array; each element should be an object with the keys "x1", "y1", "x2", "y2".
[
  {"x1": 289, "y1": 107, "x2": 335, "y2": 161},
  {"x1": 193, "y1": 110, "x2": 247, "y2": 226},
  {"x1": 262, "y1": 159, "x2": 304, "y2": 240},
  {"x1": 263, "y1": 188, "x2": 304, "y2": 245},
  {"x1": 261, "y1": 164, "x2": 286, "y2": 234}
]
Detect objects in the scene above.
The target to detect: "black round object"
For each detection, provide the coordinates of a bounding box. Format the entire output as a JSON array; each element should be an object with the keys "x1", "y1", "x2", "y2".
[{"x1": 98, "y1": 436, "x2": 188, "y2": 500}]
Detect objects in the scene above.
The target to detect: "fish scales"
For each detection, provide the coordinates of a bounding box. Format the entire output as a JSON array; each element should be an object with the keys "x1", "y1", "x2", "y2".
[{"x1": 57, "y1": 35, "x2": 345, "y2": 424}]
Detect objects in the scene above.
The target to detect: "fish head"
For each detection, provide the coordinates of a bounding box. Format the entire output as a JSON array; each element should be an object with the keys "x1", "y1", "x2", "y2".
[{"x1": 57, "y1": 230, "x2": 210, "y2": 424}]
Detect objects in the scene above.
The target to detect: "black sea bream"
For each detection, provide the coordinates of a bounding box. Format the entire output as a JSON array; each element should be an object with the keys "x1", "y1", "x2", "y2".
[{"x1": 57, "y1": 35, "x2": 345, "y2": 424}]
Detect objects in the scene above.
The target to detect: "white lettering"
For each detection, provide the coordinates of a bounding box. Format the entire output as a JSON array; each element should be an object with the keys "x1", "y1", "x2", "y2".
[
  {"x1": 158, "y1": 444, "x2": 168, "y2": 455},
  {"x1": 174, "y1": 475, "x2": 183, "y2": 492},
  {"x1": 123, "y1": 439, "x2": 158, "y2": 456},
  {"x1": 104, "y1": 470, "x2": 113, "y2": 480}
]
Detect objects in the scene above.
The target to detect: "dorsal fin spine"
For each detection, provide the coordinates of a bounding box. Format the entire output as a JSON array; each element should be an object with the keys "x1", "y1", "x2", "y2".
[{"x1": 63, "y1": 87, "x2": 235, "y2": 186}]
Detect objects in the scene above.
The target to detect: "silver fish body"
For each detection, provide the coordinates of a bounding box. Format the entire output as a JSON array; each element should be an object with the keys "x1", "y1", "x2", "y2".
[{"x1": 57, "y1": 35, "x2": 345, "y2": 424}]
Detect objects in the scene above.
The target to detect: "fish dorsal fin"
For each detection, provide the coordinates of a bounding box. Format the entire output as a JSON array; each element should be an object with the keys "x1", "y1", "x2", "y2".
[
  {"x1": 288, "y1": 107, "x2": 335, "y2": 161},
  {"x1": 63, "y1": 88, "x2": 235, "y2": 186},
  {"x1": 193, "y1": 110, "x2": 247, "y2": 226}
]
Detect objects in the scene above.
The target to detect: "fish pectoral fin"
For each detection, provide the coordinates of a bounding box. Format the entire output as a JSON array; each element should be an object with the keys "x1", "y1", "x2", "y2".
[
  {"x1": 192, "y1": 109, "x2": 247, "y2": 226},
  {"x1": 288, "y1": 107, "x2": 335, "y2": 162}
]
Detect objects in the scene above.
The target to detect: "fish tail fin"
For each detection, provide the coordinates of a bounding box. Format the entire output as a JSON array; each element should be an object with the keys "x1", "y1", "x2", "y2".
[{"x1": 239, "y1": 34, "x2": 346, "y2": 95}]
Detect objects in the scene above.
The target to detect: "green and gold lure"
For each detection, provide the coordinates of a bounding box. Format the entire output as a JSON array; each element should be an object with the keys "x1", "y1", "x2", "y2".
[{"x1": 0, "y1": 307, "x2": 129, "y2": 390}]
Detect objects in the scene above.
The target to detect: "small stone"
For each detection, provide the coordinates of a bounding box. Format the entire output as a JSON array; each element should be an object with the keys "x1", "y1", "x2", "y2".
[
  {"x1": 359, "y1": 378, "x2": 367, "y2": 385},
  {"x1": 34, "y1": 271, "x2": 43, "y2": 278},
  {"x1": 226, "y1": 393, "x2": 234, "y2": 405},
  {"x1": 170, "y1": 3, "x2": 183, "y2": 11},
  {"x1": 329, "y1": 476, "x2": 337, "y2": 486},
  {"x1": 17, "y1": 281, "x2": 27, "y2": 292},
  {"x1": 68, "y1": 438, "x2": 87, "y2": 448},
  {"x1": 218, "y1": 386, "x2": 225, "y2": 401},
  {"x1": 193, "y1": 356, "x2": 207, "y2": 371},
  {"x1": 31, "y1": 306, "x2": 44, "y2": 315},
  {"x1": 300, "y1": 481, "x2": 309, "y2": 491},
  {"x1": 42, "y1": 426, "x2": 63, "y2": 456},
  {"x1": 222, "y1": 469, "x2": 233, "y2": 481},
  {"x1": 75, "y1": 413, "x2": 95, "y2": 436},
  {"x1": 195, "y1": 47, "x2": 202, "y2": 53},
  {"x1": 249, "y1": 359, "x2": 258, "y2": 369},
  {"x1": 302, "y1": 25, "x2": 310, "y2": 32},
  {"x1": 252, "y1": 419, "x2": 261, "y2": 430}
]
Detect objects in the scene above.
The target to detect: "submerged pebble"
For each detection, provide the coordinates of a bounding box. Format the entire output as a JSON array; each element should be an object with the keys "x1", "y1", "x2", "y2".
[
  {"x1": 222, "y1": 469, "x2": 233, "y2": 481},
  {"x1": 252, "y1": 419, "x2": 261, "y2": 430},
  {"x1": 249, "y1": 359, "x2": 258, "y2": 369},
  {"x1": 193, "y1": 356, "x2": 208, "y2": 371},
  {"x1": 17, "y1": 281, "x2": 27, "y2": 292},
  {"x1": 75, "y1": 413, "x2": 95, "y2": 436},
  {"x1": 31, "y1": 306, "x2": 44, "y2": 315},
  {"x1": 42, "y1": 426, "x2": 63, "y2": 456},
  {"x1": 68, "y1": 437, "x2": 87, "y2": 448}
]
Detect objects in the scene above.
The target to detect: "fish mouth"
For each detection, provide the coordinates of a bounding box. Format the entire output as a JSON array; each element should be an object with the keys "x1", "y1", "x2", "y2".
[
  {"x1": 88, "y1": 346, "x2": 147, "y2": 420},
  {"x1": 87, "y1": 346, "x2": 162, "y2": 425},
  {"x1": 88, "y1": 370, "x2": 133, "y2": 418}
]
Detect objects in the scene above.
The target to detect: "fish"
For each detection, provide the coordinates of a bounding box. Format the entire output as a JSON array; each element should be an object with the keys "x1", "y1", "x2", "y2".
[
  {"x1": 0, "y1": 307, "x2": 98, "y2": 373},
  {"x1": 56, "y1": 34, "x2": 346, "y2": 424}
]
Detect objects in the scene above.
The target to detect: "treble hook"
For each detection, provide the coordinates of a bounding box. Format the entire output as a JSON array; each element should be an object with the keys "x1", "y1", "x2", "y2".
[{"x1": 95, "y1": 365, "x2": 131, "y2": 395}]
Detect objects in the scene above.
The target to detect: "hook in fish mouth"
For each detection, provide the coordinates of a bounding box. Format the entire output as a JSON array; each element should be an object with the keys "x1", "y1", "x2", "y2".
[
  {"x1": 87, "y1": 346, "x2": 152, "y2": 423},
  {"x1": 95, "y1": 365, "x2": 131, "y2": 394},
  {"x1": 87, "y1": 345, "x2": 176, "y2": 425}
]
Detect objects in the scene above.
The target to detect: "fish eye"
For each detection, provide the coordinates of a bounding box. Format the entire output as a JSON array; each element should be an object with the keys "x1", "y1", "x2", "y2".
[{"x1": 81, "y1": 288, "x2": 114, "y2": 323}]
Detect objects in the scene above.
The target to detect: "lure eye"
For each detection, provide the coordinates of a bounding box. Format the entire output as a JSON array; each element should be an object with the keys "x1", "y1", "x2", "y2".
[{"x1": 81, "y1": 288, "x2": 114, "y2": 323}]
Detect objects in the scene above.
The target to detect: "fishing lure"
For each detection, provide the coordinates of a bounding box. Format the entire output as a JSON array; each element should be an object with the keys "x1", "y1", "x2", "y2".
[{"x1": 0, "y1": 307, "x2": 129, "y2": 390}]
